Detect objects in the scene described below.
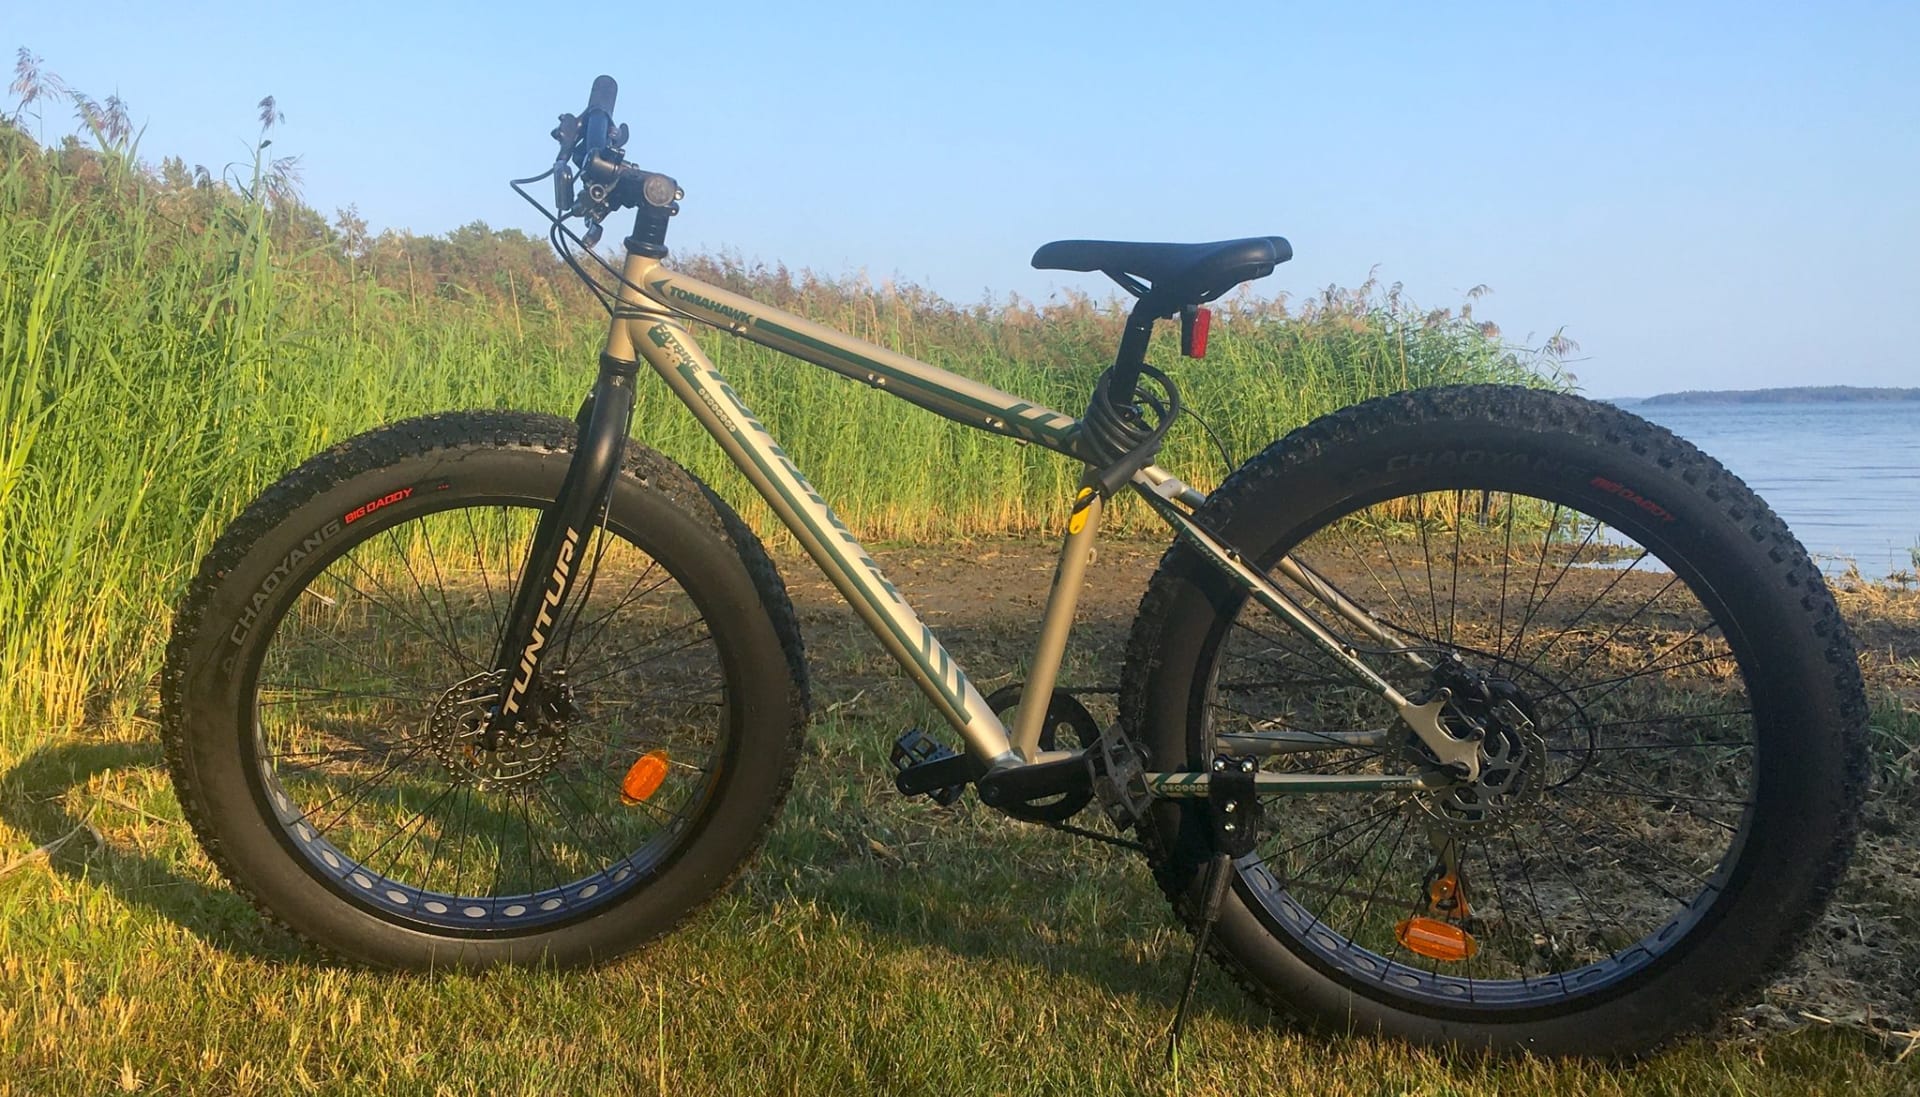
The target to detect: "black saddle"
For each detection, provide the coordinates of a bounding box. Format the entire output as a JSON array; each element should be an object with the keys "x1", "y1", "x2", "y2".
[{"x1": 1031, "y1": 236, "x2": 1292, "y2": 307}]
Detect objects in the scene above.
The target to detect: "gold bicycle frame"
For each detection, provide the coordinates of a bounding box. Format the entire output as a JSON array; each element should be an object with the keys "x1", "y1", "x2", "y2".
[{"x1": 601, "y1": 252, "x2": 1472, "y2": 790}]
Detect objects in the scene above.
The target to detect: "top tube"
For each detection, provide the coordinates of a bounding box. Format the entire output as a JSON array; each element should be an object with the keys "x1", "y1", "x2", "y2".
[{"x1": 618, "y1": 259, "x2": 1087, "y2": 460}]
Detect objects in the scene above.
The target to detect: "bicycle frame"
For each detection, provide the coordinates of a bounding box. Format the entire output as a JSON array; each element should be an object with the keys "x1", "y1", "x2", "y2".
[{"x1": 522, "y1": 249, "x2": 1466, "y2": 795}]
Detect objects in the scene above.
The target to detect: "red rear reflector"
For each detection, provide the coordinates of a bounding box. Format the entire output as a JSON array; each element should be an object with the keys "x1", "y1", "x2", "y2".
[
  {"x1": 1395, "y1": 916, "x2": 1478, "y2": 961},
  {"x1": 1182, "y1": 306, "x2": 1211, "y2": 358}
]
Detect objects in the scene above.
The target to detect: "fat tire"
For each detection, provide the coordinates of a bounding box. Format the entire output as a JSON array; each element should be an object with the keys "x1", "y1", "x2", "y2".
[
  {"x1": 1121, "y1": 385, "x2": 1868, "y2": 1056},
  {"x1": 162, "y1": 410, "x2": 810, "y2": 969}
]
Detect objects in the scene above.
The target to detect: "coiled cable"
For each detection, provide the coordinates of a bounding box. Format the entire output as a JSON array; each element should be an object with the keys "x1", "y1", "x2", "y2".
[{"x1": 1080, "y1": 363, "x2": 1181, "y2": 495}]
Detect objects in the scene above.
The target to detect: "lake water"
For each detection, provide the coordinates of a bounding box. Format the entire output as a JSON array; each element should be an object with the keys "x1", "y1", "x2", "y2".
[{"x1": 1617, "y1": 400, "x2": 1920, "y2": 578}]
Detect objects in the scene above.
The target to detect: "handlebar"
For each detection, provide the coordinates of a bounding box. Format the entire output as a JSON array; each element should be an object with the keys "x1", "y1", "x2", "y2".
[{"x1": 546, "y1": 75, "x2": 681, "y2": 250}]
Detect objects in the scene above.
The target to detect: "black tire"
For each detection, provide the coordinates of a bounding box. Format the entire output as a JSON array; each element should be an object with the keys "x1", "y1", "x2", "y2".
[
  {"x1": 162, "y1": 411, "x2": 809, "y2": 969},
  {"x1": 1122, "y1": 386, "x2": 1867, "y2": 1056}
]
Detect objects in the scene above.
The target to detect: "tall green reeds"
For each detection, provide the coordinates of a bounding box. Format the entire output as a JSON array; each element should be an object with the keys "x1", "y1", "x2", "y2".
[{"x1": 0, "y1": 124, "x2": 1563, "y2": 746}]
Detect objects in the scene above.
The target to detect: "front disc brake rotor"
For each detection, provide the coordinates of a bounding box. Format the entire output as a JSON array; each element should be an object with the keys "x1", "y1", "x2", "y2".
[{"x1": 428, "y1": 669, "x2": 569, "y2": 789}]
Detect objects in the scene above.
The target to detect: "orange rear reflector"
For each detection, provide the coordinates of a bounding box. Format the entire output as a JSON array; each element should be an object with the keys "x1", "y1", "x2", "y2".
[
  {"x1": 621, "y1": 750, "x2": 670, "y2": 804},
  {"x1": 1395, "y1": 916, "x2": 1478, "y2": 962}
]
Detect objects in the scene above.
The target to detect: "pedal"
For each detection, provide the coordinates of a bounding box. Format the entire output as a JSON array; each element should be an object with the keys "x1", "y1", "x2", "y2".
[
  {"x1": 890, "y1": 728, "x2": 973, "y2": 806},
  {"x1": 1091, "y1": 728, "x2": 1153, "y2": 829}
]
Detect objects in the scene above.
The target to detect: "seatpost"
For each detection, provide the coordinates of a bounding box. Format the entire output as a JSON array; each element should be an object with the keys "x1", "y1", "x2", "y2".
[
  {"x1": 1105, "y1": 300, "x2": 1162, "y2": 408},
  {"x1": 1079, "y1": 294, "x2": 1183, "y2": 495},
  {"x1": 483, "y1": 353, "x2": 640, "y2": 743}
]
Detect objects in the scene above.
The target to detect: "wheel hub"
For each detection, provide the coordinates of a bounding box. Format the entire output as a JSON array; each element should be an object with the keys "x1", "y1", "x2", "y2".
[
  {"x1": 1415, "y1": 662, "x2": 1547, "y2": 831},
  {"x1": 428, "y1": 669, "x2": 570, "y2": 790}
]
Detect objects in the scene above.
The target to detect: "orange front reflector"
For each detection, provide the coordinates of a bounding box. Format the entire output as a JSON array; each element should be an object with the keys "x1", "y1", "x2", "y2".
[
  {"x1": 621, "y1": 750, "x2": 670, "y2": 804},
  {"x1": 1396, "y1": 916, "x2": 1478, "y2": 961}
]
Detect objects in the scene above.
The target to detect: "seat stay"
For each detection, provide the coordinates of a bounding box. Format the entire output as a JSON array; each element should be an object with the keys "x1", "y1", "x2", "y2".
[{"x1": 1128, "y1": 481, "x2": 1484, "y2": 781}]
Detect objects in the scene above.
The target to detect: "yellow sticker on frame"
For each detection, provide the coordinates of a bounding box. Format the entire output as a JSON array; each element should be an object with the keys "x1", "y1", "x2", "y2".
[{"x1": 1067, "y1": 488, "x2": 1096, "y2": 535}]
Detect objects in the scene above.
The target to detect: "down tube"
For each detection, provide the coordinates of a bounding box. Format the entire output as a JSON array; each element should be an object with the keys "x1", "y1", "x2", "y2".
[{"x1": 621, "y1": 315, "x2": 1019, "y2": 768}]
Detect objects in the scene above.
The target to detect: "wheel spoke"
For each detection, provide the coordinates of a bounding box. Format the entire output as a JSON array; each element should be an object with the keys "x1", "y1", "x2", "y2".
[
  {"x1": 1185, "y1": 473, "x2": 1778, "y2": 1012},
  {"x1": 234, "y1": 492, "x2": 750, "y2": 930}
]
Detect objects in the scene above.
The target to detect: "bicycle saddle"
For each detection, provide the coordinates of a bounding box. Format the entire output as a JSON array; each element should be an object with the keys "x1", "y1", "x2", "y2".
[{"x1": 1031, "y1": 236, "x2": 1292, "y2": 305}]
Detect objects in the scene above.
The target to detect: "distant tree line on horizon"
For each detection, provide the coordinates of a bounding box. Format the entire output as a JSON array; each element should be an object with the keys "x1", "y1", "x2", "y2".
[{"x1": 1636, "y1": 386, "x2": 1920, "y2": 406}]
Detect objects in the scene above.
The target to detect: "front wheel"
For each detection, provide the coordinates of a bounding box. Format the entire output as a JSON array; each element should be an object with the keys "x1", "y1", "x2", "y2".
[
  {"x1": 162, "y1": 411, "x2": 809, "y2": 969},
  {"x1": 1122, "y1": 386, "x2": 1867, "y2": 1055}
]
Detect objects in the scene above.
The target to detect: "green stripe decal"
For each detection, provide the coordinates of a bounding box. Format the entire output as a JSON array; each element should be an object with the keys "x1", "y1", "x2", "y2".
[
  {"x1": 670, "y1": 356, "x2": 966, "y2": 715},
  {"x1": 646, "y1": 271, "x2": 1078, "y2": 449}
]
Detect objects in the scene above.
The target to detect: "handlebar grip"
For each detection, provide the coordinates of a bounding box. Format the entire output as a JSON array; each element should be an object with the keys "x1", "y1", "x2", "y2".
[
  {"x1": 587, "y1": 75, "x2": 618, "y2": 115},
  {"x1": 578, "y1": 76, "x2": 619, "y2": 172}
]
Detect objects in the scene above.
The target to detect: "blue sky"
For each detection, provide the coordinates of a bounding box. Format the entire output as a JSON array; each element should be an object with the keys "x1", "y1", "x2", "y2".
[{"x1": 9, "y1": 1, "x2": 1916, "y2": 395}]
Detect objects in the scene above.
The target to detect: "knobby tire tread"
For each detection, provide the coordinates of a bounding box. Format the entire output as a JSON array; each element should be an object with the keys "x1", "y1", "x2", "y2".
[
  {"x1": 1120, "y1": 384, "x2": 1869, "y2": 1056},
  {"x1": 161, "y1": 410, "x2": 811, "y2": 967}
]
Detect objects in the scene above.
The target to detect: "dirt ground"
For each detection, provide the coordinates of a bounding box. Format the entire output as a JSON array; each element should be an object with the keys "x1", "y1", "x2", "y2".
[
  {"x1": 778, "y1": 538, "x2": 1166, "y2": 706},
  {"x1": 776, "y1": 536, "x2": 1920, "y2": 1043}
]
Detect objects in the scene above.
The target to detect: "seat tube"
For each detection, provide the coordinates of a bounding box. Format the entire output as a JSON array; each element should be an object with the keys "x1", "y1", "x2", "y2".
[{"x1": 1011, "y1": 474, "x2": 1104, "y2": 760}]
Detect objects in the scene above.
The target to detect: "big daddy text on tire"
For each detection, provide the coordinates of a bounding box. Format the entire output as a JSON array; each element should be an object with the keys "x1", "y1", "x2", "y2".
[
  {"x1": 162, "y1": 411, "x2": 809, "y2": 969},
  {"x1": 1121, "y1": 386, "x2": 1867, "y2": 1056}
]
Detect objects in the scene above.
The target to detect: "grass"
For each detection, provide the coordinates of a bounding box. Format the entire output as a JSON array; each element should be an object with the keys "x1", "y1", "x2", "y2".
[
  {"x1": 1, "y1": 644, "x2": 1915, "y2": 1095},
  {"x1": 3, "y1": 533, "x2": 1917, "y2": 1095}
]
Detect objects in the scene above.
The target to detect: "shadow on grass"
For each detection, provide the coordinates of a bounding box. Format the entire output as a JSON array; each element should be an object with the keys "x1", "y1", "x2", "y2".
[
  {"x1": 0, "y1": 736, "x2": 303, "y2": 962},
  {"x1": 0, "y1": 732, "x2": 1270, "y2": 1039},
  {"x1": 745, "y1": 814, "x2": 1278, "y2": 1035}
]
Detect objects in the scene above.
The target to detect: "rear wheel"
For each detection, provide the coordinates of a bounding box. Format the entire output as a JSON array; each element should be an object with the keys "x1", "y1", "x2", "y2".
[
  {"x1": 1122, "y1": 386, "x2": 1867, "y2": 1055},
  {"x1": 163, "y1": 411, "x2": 809, "y2": 968}
]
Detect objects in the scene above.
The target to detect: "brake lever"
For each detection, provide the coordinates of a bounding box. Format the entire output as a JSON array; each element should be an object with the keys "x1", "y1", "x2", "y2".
[{"x1": 550, "y1": 112, "x2": 582, "y2": 212}]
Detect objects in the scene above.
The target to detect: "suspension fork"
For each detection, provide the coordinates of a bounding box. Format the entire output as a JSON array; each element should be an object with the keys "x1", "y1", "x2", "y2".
[{"x1": 485, "y1": 353, "x2": 640, "y2": 740}]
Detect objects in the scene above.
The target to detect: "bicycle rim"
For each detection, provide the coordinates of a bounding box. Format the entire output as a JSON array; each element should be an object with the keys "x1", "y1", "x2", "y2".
[
  {"x1": 1206, "y1": 485, "x2": 1759, "y2": 1009},
  {"x1": 246, "y1": 498, "x2": 733, "y2": 934}
]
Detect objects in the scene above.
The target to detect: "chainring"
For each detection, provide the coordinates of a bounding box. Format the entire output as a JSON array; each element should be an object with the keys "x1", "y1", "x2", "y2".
[{"x1": 983, "y1": 684, "x2": 1100, "y2": 823}]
